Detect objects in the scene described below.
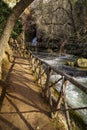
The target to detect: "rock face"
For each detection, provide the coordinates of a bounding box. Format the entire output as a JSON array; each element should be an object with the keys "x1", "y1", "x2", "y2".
[
  {"x1": 23, "y1": 0, "x2": 87, "y2": 57},
  {"x1": 26, "y1": 0, "x2": 70, "y2": 42}
]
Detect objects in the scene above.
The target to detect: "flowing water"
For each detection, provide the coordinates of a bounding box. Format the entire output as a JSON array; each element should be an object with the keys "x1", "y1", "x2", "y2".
[{"x1": 36, "y1": 52, "x2": 87, "y2": 124}]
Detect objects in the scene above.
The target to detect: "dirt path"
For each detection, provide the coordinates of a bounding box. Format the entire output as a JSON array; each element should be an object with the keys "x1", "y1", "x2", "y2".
[{"x1": 0, "y1": 57, "x2": 66, "y2": 130}]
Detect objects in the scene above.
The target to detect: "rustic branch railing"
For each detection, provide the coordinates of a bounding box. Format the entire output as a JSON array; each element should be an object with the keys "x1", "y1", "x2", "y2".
[
  {"x1": 2, "y1": 44, "x2": 87, "y2": 130},
  {"x1": 28, "y1": 50, "x2": 87, "y2": 130}
]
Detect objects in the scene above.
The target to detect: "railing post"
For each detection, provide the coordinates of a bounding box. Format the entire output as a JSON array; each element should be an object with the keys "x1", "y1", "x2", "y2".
[
  {"x1": 28, "y1": 51, "x2": 31, "y2": 60},
  {"x1": 0, "y1": 63, "x2": 2, "y2": 80},
  {"x1": 36, "y1": 60, "x2": 40, "y2": 83},
  {"x1": 38, "y1": 64, "x2": 47, "y2": 98},
  {"x1": 54, "y1": 77, "x2": 65, "y2": 117},
  {"x1": 49, "y1": 90, "x2": 54, "y2": 118},
  {"x1": 32, "y1": 57, "x2": 36, "y2": 73},
  {"x1": 55, "y1": 78, "x2": 72, "y2": 130},
  {"x1": 30, "y1": 55, "x2": 33, "y2": 68},
  {"x1": 63, "y1": 79, "x2": 72, "y2": 130},
  {"x1": 44, "y1": 67, "x2": 54, "y2": 117},
  {"x1": 29, "y1": 53, "x2": 32, "y2": 66},
  {"x1": 34, "y1": 59, "x2": 39, "y2": 79},
  {"x1": 38, "y1": 61, "x2": 42, "y2": 85},
  {"x1": 45, "y1": 66, "x2": 51, "y2": 98}
]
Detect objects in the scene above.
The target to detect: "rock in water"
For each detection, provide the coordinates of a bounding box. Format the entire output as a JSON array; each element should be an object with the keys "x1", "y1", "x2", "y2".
[{"x1": 77, "y1": 58, "x2": 87, "y2": 68}]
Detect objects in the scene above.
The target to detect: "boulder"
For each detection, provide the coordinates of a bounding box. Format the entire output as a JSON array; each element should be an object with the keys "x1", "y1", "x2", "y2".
[{"x1": 76, "y1": 58, "x2": 87, "y2": 68}]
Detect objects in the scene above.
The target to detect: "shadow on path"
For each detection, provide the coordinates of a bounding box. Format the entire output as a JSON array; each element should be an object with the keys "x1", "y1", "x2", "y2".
[
  {"x1": 0, "y1": 57, "x2": 64, "y2": 130},
  {"x1": 0, "y1": 115, "x2": 20, "y2": 130},
  {"x1": 6, "y1": 96, "x2": 34, "y2": 130}
]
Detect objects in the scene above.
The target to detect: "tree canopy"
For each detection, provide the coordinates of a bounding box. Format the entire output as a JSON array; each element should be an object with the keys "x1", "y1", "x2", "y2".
[{"x1": 0, "y1": 1, "x2": 11, "y2": 36}]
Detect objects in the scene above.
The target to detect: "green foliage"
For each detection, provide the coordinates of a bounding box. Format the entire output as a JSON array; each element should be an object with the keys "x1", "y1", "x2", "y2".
[
  {"x1": 0, "y1": 0, "x2": 11, "y2": 36},
  {"x1": 0, "y1": 1, "x2": 22, "y2": 39},
  {"x1": 11, "y1": 19, "x2": 22, "y2": 39}
]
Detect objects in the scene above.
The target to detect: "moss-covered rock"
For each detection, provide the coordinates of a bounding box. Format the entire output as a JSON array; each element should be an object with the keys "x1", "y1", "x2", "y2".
[
  {"x1": 66, "y1": 57, "x2": 87, "y2": 68},
  {"x1": 67, "y1": 61, "x2": 75, "y2": 67},
  {"x1": 76, "y1": 58, "x2": 87, "y2": 68}
]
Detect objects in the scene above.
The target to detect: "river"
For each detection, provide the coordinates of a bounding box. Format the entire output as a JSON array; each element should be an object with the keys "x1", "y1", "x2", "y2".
[{"x1": 35, "y1": 52, "x2": 87, "y2": 124}]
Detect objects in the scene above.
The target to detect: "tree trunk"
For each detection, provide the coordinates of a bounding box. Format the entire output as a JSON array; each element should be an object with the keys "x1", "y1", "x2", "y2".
[{"x1": 0, "y1": 0, "x2": 34, "y2": 78}]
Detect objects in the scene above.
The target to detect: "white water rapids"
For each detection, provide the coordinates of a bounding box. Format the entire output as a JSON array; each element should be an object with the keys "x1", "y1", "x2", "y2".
[{"x1": 38, "y1": 53, "x2": 87, "y2": 124}]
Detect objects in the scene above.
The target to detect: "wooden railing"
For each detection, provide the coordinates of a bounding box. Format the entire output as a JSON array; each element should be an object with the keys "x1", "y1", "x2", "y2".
[
  {"x1": 1, "y1": 45, "x2": 87, "y2": 130},
  {"x1": 28, "y1": 50, "x2": 87, "y2": 130}
]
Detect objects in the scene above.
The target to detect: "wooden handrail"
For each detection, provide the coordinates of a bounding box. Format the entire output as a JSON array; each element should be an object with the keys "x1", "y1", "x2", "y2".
[
  {"x1": 28, "y1": 50, "x2": 87, "y2": 130},
  {"x1": 29, "y1": 51, "x2": 87, "y2": 95},
  {"x1": 7, "y1": 48, "x2": 86, "y2": 130}
]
